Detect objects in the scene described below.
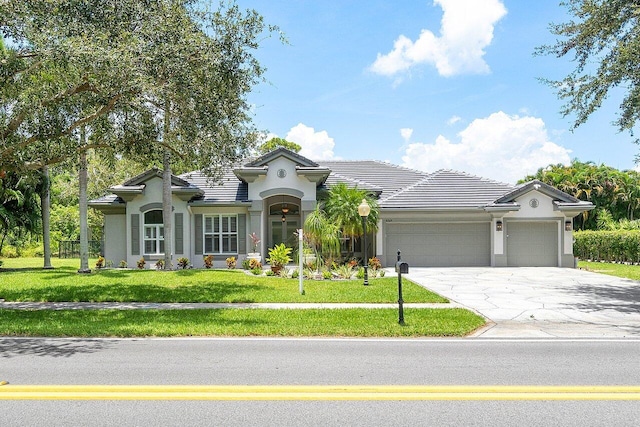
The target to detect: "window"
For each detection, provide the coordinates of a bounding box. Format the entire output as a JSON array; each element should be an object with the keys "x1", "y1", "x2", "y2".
[
  {"x1": 144, "y1": 210, "x2": 164, "y2": 255},
  {"x1": 204, "y1": 215, "x2": 237, "y2": 254}
]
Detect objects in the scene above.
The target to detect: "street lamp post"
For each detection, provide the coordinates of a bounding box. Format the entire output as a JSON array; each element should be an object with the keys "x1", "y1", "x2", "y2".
[{"x1": 358, "y1": 199, "x2": 371, "y2": 286}]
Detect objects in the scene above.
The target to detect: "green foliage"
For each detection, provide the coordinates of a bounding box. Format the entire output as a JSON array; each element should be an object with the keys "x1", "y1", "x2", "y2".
[
  {"x1": 522, "y1": 160, "x2": 640, "y2": 230},
  {"x1": 574, "y1": 230, "x2": 640, "y2": 263},
  {"x1": 266, "y1": 243, "x2": 292, "y2": 267},
  {"x1": 177, "y1": 257, "x2": 189, "y2": 269},
  {"x1": 258, "y1": 137, "x2": 301, "y2": 154},
  {"x1": 537, "y1": 0, "x2": 640, "y2": 141}
]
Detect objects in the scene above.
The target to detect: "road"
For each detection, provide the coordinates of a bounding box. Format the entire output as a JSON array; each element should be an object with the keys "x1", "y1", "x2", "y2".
[{"x1": 1, "y1": 337, "x2": 640, "y2": 426}]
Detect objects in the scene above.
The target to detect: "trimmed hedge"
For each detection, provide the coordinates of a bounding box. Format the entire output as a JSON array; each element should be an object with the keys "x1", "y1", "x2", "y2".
[{"x1": 574, "y1": 230, "x2": 640, "y2": 263}]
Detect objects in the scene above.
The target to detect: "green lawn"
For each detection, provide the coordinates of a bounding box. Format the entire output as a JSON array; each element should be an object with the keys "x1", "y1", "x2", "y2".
[
  {"x1": 0, "y1": 257, "x2": 447, "y2": 304},
  {"x1": 0, "y1": 308, "x2": 484, "y2": 337},
  {"x1": 0, "y1": 257, "x2": 486, "y2": 337},
  {"x1": 578, "y1": 260, "x2": 640, "y2": 281}
]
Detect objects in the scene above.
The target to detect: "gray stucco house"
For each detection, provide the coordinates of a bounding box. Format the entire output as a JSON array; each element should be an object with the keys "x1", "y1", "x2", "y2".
[{"x1": 89, "y1": 148, "x2": 594, "y2": 268}]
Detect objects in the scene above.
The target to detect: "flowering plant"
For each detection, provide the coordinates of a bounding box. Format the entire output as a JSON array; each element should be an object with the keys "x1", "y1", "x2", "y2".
[{"x1": 249, "y1": 232, "x2": 261, "y2": 252}]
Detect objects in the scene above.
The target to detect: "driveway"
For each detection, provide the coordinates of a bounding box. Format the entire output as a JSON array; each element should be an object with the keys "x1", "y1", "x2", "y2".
[{"x1": 405, "y1": 267, "x2": 640, "y2": 338}]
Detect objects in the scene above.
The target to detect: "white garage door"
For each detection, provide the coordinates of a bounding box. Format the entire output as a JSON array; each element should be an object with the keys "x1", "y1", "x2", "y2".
[
  {"x1": 507, "y1": 221, "x2": 558, "y2": 267},
  {"x1": 385, "y1": 222, "x2": 490, "y2": 267}
]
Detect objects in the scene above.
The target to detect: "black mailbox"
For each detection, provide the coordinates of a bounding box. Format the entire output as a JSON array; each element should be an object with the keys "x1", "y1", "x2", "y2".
[{"x1": 395, "y1": 261, "x2": 409, "y2": 274}]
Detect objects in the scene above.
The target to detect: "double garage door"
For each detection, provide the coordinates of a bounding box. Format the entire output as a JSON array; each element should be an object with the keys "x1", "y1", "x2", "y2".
[
  {"x1": 385, "y1": 222, "x2": 490, "y2": 267},
  {"x1": 385, "y1": 221, "x2": 559, "y2": 267}
]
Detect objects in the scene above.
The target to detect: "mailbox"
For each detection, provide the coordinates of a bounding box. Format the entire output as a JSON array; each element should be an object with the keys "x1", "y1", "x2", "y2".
[{"x1": 395, "y1": 261, "x2": 409, "y2": 274}]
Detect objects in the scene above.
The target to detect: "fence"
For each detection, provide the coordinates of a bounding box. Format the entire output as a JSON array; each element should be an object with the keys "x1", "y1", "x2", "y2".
[{"x1": 58, "y1": 240, "x2": 103, "y2": 259}]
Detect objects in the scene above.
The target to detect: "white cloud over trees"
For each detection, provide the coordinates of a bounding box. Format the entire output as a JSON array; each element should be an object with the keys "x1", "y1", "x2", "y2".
[
  {"x1": 370, "y1": 0, "x2": 507, "y2": 78},
  {"x1": 285, "y1": 123, "x2": 337, "y2": 160},
  {"x1": 401, "y1": 111, "x2": 572, "y2": 183}
]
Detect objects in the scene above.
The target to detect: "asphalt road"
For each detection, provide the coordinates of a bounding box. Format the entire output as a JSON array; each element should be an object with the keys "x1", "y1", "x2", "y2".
[{"x1": 2, "y1": 337, "x2": 640, "y2": 426}]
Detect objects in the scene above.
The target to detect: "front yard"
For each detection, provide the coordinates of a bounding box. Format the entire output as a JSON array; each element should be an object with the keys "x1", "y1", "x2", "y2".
[{"x1": 0, "y1": 257, "x2": 485, "y2": 337}]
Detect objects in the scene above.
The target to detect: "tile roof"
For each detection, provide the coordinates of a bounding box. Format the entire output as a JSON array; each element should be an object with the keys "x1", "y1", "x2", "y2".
[
  {"x1": 179, "y1": 169, "x2": 248, "y2": 204},
  {"x1": 379, "y1": 169, "x2": 514, "y2": 209},
  {"x1": 92, "y1": 151, "x2": 589, "y2": 211}
]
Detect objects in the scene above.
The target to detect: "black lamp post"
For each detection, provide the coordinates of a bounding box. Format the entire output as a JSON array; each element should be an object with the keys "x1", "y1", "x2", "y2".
[{"x1": 358, "y1": 199, "x2": 371, "y2": 286}]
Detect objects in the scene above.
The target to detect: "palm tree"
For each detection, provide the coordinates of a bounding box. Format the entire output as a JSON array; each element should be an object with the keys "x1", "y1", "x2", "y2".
[
  {"x1": 303, "y1": 204, "x2": 340, "y2": 265},
  {"x1": 324, "y1": 183, "x2": 379, "y2": 259}
]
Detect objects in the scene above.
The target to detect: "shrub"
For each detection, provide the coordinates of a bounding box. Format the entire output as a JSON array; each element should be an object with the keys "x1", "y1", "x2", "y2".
[
  {"x1": 203, "y1": 255, "x2": 214, "y2": 269},
  {"x1": 356, "y1": 267, "x2": 365, "y2": 279},
  {"x1": 265, "y1": 269, "x2": 274, "y2": 276},
  {"x1": 177, "y1": 257, "x2": 189, "y2": 269},
  {"x1": 137, "y1": 258, "x2": 146, "y2": 269},
  {"x1": 368, "y1": 257, "x2": 382, "y2": 271},
  {"x1": 249, "y1": 258, "x2": 262, "y2": 270},
  {"x1": 251, "y1": 267, "x2": 262, "y2": 275},
  {"x1": 291, "y1": 269, "x2": 299, "y2": 279},
  {"x1": 336, "y1": 264, "x2": 354, "y2": 279},
  {"x1": 1, "y1": 246, "x2": 19, "y2": 258},
  {"x1": 574, "y1": 230, "x2": 640, "y2": 263},
  {"x1": 95, "y1": 256, "x2": 105, "y2": 269},
  {"x1": 154, "y1": 259, "x2": 164, "y2": 270},
  {"x1": 119, "y1": 260, "x2": 127, "y2": 268},
  {"x1": 226, "y1": 256, "x2": 236, "y2": 269},
  {"x1": 322, "y1": 270, "x2": 333, "y2": 280},
  {"x1": 242, "y1": 259, "x2": 251, "y2": 270}
]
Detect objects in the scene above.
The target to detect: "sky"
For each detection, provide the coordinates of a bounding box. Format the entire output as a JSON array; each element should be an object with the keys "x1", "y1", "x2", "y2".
[{"x1": 235, "y1": 0, "x2": 639, "y2": 184}]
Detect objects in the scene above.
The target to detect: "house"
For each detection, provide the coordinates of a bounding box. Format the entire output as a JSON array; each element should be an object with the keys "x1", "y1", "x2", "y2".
[{"x1": 89, "y1": 148, "x2": 594, "y2": 268}]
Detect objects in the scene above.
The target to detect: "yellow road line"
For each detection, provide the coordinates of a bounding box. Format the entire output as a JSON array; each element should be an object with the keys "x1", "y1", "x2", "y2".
[{"x1": 1, "y1": 385, "x2": 640, "y2": 400}]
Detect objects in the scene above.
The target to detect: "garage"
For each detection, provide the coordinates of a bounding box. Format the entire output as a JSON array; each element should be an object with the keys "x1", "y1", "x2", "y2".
[
  {"x1": 506, "y1": 221, "x2": 559, "y2": 267},
  {"x1": 385, "y1": 222, "x2": 491, "y2": 267}
]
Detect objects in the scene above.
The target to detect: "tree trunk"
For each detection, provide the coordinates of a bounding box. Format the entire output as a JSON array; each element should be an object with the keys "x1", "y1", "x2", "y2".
[
  {"x1": 41, "y1": 165, "x2": 53, "y2": 269},
  {"x1": 78, "y1": 127, "x2": 91, "y2": 273},
  {"x1": 162, "y1": 148, "x2": 173, "y2": 270}
]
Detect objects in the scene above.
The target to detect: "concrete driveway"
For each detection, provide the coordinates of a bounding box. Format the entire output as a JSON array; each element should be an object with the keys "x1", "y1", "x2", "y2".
[{"x1": 405, "y1": 267, "x2": 640, "y2": 338}]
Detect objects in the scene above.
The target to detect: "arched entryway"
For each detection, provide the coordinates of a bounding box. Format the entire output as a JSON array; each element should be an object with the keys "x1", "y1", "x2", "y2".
[{"x1": 266, "y1": 195, "x2": 301, "y2": 248}]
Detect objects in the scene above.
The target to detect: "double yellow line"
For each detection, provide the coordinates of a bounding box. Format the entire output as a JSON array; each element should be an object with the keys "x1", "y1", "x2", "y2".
[{"x1": 1, "y1": 384, "x2": 640, "y2": 400}]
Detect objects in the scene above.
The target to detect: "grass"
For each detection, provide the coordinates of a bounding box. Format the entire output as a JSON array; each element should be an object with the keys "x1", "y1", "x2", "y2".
[
  {"x1": 0, "y1": 257, "x2": 447, "y2": 304},
  {"x1": 0, "y1": 308, "x2": 485, "y2": 337},
  {"x1": 578, "y1": 260, "x2": 640, "y2": 281},
  {"x1": 0, "y1": 257, "x2": 485, "y2": 337}
]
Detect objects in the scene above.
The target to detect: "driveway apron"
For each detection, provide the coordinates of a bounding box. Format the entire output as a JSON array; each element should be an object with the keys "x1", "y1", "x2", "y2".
[{"x1": 405, "y1": 267, "x2": 640, "y2": 338}]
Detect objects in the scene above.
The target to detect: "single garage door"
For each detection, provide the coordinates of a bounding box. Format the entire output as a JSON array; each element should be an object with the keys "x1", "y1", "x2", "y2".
[
  {"x1": 506, "y1": 221, "x2": 558, "y2": 267},
  {"x1": 385, "y1": 222, "x2": 490, "y2": 267}
]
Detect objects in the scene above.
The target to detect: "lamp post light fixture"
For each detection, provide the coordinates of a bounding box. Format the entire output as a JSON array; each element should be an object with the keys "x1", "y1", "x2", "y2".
[{"x1": 358, "y1": 198, "x2": 371, "y2": 286}]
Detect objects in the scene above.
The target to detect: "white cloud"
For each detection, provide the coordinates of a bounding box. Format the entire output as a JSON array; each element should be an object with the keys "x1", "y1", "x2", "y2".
[
  {"x1": 370, "y1": 0, "x2": 507, "y2": 77},
  {"x1": 285, "y1": 123, "x2": 337, "y2": 160},
  {"x1": 400, "y1": 128, "x2": 413, "y2": 142},
  {"x1": 447, "y1": 115, "x2": 461, "y2": 126},
  {"x1": 401, "y1": 111, "x2": 572, "y2": 184}
]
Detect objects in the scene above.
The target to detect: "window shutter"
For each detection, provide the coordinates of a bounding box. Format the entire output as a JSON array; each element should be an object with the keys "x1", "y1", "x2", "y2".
[
  {"x1": 237, "y1": 214, "x2": 246, "y2": 254},
  {"x1": 131, "y1": 214, "x2": 140, "y2": 255},
  {"x1": 175, "y1": 213, "x2": 183, "y2": 255},
  {"x1": 195, "y1": 214, "x2": 203, "y2": 255}
]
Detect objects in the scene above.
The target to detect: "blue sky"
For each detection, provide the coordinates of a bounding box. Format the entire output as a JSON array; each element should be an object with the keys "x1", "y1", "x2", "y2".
[{"x1": 236, "y1": 0, "x2": 638, "y2": 184}]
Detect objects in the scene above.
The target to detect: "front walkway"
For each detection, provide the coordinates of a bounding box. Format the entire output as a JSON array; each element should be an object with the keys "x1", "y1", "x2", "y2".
[{"x1": 405, "y1": 267, "x2": 640, "y2": 338}]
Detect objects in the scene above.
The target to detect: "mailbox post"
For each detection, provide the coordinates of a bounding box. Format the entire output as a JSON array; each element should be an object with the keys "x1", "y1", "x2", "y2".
[{"x1": 395, "y1": 250, "x2": 409, "y2": 325}]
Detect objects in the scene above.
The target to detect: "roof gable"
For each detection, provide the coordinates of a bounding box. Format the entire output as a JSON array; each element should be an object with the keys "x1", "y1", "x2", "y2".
[
  {"x1": 495, "y1": 179, "x2": 579, "y2": 204},
  {"x1": 122, "y1": 167, "x2": 191, "y2": 188},
  {"x1": 245, "y1": 147, "x2": 319, "y2": 168}
]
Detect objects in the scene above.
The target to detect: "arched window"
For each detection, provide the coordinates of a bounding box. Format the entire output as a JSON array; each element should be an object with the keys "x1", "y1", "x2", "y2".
[{"x1": 144, "y1": 210, "x2": 164, "y2": 255}]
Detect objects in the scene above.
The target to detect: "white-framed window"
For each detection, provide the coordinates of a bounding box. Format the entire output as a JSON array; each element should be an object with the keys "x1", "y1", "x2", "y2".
[
  {"x1": 204, "y1": 215, "x2": 238, "y2": 254},
  {"x1": 144, "y1": 210, "x2": 164, "y2": 255}
]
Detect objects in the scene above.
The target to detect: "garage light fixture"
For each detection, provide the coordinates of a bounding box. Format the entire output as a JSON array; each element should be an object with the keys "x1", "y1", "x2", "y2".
[
  {"x1": 496, "y1": 220, "x2": 503, "y2": 232},
  {"x1": 565, "y1": 221, "x2": 572, "y2": 231}
]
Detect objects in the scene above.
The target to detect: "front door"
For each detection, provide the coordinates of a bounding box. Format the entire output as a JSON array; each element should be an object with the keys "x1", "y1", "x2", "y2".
[{"x1": 270, "y1": 219, "x2": 299, "y2": 248}]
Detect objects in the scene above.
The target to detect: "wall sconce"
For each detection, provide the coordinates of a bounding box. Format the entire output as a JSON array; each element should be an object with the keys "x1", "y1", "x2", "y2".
[
  {"x1": 565, "y1": 221, "x2": 572, "y2": 231},
  {"x1": 496, "y1": 220, "x2": 503, "y2": 232}
]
